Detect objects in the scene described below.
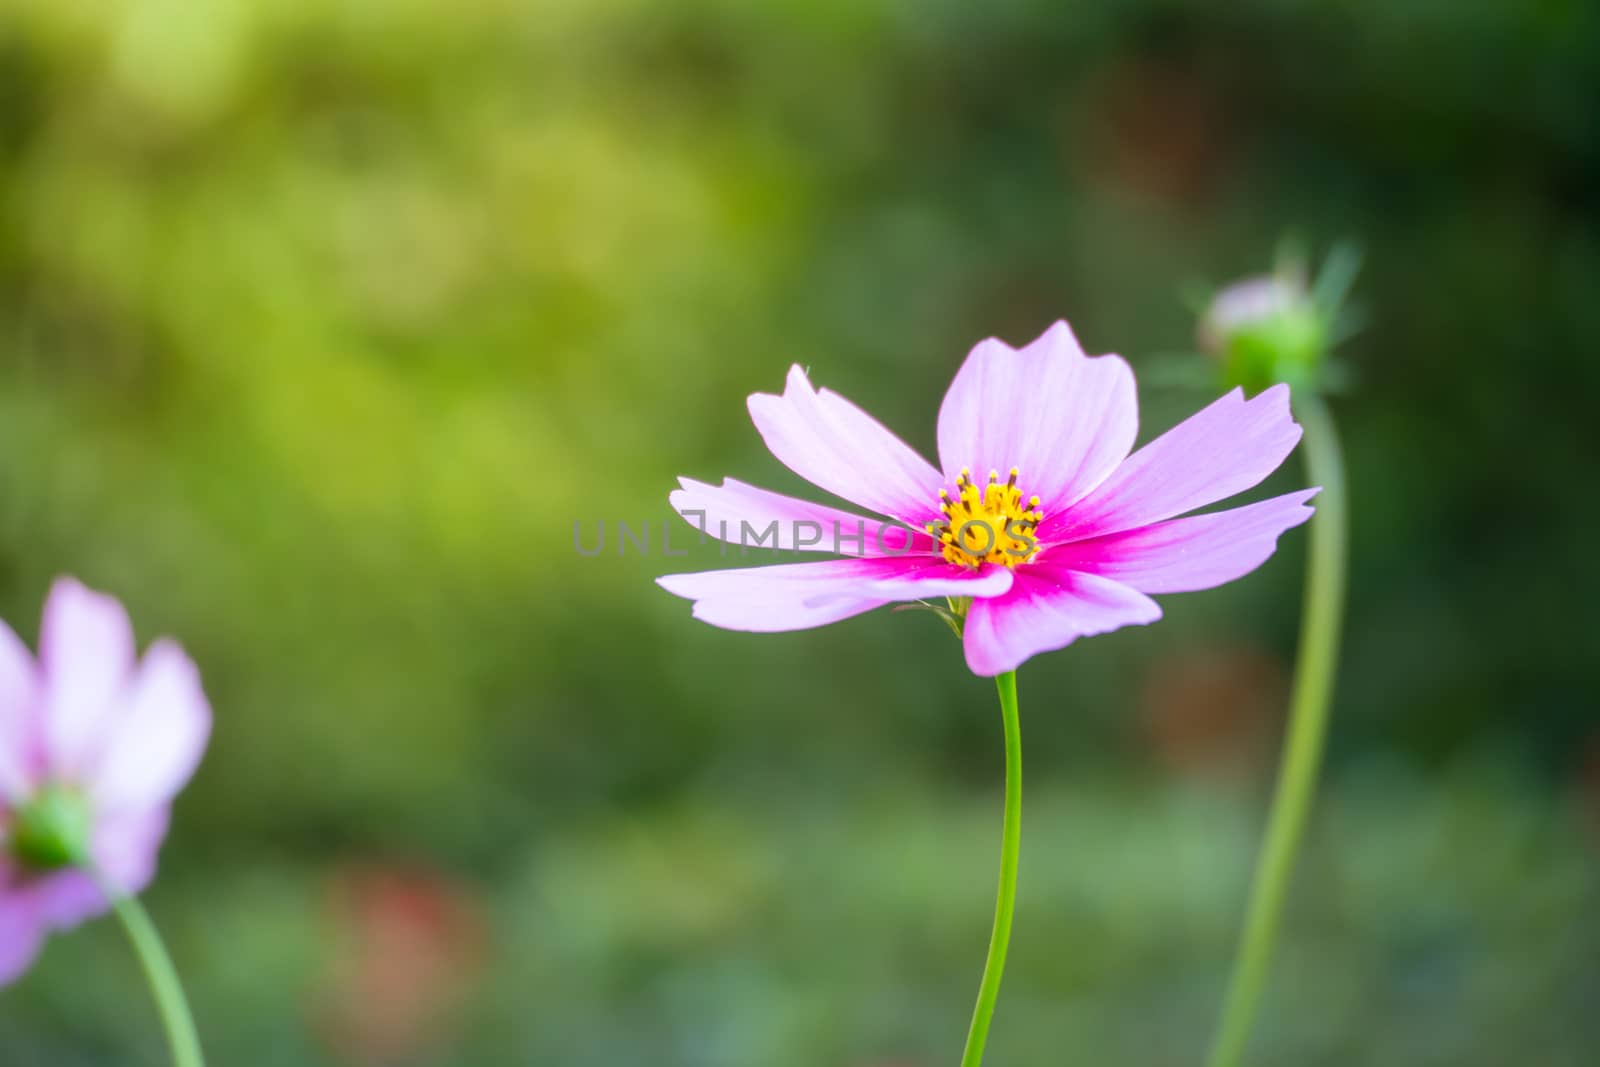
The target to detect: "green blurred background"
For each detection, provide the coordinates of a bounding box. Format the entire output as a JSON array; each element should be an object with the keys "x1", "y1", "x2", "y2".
[{"x1": 1, "y1": 0, "x2": 1597, "y2": 1064}]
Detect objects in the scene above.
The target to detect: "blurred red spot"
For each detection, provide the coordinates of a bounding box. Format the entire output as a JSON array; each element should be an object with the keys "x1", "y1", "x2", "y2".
[
  {"x1": 1579, "y1": 734, "x2": 1600, "y2": 850},
  {"x1": 1141, "y1": 643, "x2": 1287, "y2": 775},
  {"x1": 316, "y1": 864, "x2": 487, "y2": 1066},
  {"x1": 1067, "y1": 56, "x2": 1235, "y2": 211}
]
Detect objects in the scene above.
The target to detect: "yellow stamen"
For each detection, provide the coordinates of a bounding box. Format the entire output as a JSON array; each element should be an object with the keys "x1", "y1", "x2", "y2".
[{"x1": 931, "y1": 467, "x2": 1045, "y2": 569}]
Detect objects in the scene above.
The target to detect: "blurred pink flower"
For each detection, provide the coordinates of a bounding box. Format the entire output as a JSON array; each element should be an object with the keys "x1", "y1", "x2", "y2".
[
  {"x1": 659, "y1": 321, "x2": 1315, "y2": 674},
  {"x1": 0, "y1": 579, "x2": 211, "y2": 985}
]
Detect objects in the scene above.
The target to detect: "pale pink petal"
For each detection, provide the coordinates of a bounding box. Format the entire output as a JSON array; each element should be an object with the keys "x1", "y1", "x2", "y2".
[
  {"x1": 1041, "y1": 385, "x2": 1302, "y2": 542},
  {"x1": 936, "y1": 321, "x2": 1137, "y2": 511},
  {"x1": 669, "y1": 477, "x2": 935, "y2": 556},
  {"x1": 39, "y1": 579, "x2": 136, "y2": 778},
  {"x1": 0, "y1": 620, "x2": 40, "y2": 802},
  {"x1": 1047, "y1": 489, "x2": 1318, "y2": 594},
  {"x1": 88, "y1": 641, "x2": 211, "y2": 816},
  {"x1": 30, "y1": 807, "x2": 169, "y2": 930},
  {"x1": 747, "y1": 366, "x2": 943, "y2": 523},
  {"x1": 0, "y1": 876, "x2": 46, "y2": 987},
  {"x1": 962, "y1": 567, "x2": 1162, "y2": 676},
  {"x1": 91, "y1": 805, "x2": 170, "y2": 900},
  {"x1": 658, "y1": 556, "x2": 1012, "y2": 633}
]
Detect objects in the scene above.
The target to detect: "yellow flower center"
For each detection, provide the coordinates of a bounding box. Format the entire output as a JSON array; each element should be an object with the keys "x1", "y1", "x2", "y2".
[{"x1": 927, "y1": 467, "x2": 1044, "y2": 569}]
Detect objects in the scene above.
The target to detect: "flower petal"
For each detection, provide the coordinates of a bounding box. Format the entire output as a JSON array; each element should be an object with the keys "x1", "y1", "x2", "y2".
[
  {"x1": 91, "y1": 805, "x2": 170, "y2": 901},
  {"x1": 88, "y1": 641, "x2": 211, "y2": 816},
  {"x1": 936, "y1": 321, "x2": 1137, "y2": 511},
  {"x1": 0, "y1": 620, "x2": 40, "y2": 803},
  {"x1": 1046, "y1": 489, "x2": 1318, "y2": 594},
  {"x1": 26, "y1": 871, "x2": 104, "y2": 929},
  {"x1": 1041, "y1": 385, "x2": 1302, "y2": 542},
  {"x1": 669, "y1": 477, "x2": 934, "y2": 556},
  {"x1": 0, "y1": 876, "x2": 46, "y2": 987},
  {"x1": 658, "y1": 556, "x2": 1011, "y2": 633},
  {"x1": 747, "y1": 366, "x2": 943, "y2": 523},
  {"x1": 962, "y1": 567, "x2": 1162, "y2": 676},
  {"x1": 39, "y1": 579, "x2": 136, "y2": 778}
]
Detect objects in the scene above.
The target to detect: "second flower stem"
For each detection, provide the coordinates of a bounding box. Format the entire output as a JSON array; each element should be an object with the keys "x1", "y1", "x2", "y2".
[
  {"x1": 1205, "y1": 394, "x2": 1348, "y2": 1067},
  {"x1": 960, "y1": 669, "x2": 1022, "y2": 1067},
  {"x1": 93, "y1": 868, "x2": 206, "y2": 1067}
]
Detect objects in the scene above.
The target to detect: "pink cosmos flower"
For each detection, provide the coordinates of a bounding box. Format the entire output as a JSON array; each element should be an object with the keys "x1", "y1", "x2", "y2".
[
  {"x1": 658, "y1": 321, "x2": 1316, "y2": 675},
  {"x1": 0, "y1": 579, "x2": 211, "y2": 985}
]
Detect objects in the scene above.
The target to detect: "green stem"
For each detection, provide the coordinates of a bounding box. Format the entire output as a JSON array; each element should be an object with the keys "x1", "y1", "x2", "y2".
[
  {"x1": 92, "y1": 868, "x2": 206, "y2": 1067},
  {"x1": 1205, "y1": 394, "x2": 1348, "y2": 1067},
  {"x1": 960, "y1": 669, "x2": 1023, "y2": 1067}
]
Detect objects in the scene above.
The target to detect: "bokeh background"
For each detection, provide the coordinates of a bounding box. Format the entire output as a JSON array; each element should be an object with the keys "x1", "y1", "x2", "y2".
[{"x1": 1, "y1": 1, "x2": 1597, "y2": 1064}]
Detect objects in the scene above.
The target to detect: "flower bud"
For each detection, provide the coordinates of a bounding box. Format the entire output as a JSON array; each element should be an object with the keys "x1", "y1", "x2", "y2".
[
  {"x1": 1198, "y1": 272, "x2": 1324, "y2": 393},
  {"x1": 1196, "y1": 244, "x2": 1360, "y2": 395}
]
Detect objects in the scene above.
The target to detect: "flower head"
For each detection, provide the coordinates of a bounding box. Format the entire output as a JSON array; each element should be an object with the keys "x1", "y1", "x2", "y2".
[
  {"x1": 1198, "y1": 244, "x2": 1361, "y2": 395},
  {"x1": 1199, "y1": 273, "x2": 1324, "y2": 393},
  {"x1": 658, "y1": 321, "x2": 1315, "y2": 675},
  {"x1": 0, "y1": 579, "x2": 211, "y2": 985},
  {"x1": 1199, "y1": 274, "x2": 1312, "y2": 354}
]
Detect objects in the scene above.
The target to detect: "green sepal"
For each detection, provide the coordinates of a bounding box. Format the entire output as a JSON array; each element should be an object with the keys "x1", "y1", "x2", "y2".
[
  {"x1": 10, "y1": 786, "x2": 92, "y2": 871},
  {"x1": 893, "y1": 600, "x2": 965, "y2": 638}
]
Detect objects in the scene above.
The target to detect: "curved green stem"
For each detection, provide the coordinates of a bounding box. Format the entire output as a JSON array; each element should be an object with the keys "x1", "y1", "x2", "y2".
[
  {"x1": 92, "y1": 869, "x2": 206, "y2": 1067},
  {"x1": 1205, "y1": 394, "x2": 1347, "y2": 1067},
  {"x1": 960, "y1": 669, "x2": 1022, "y2": 1067}
]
